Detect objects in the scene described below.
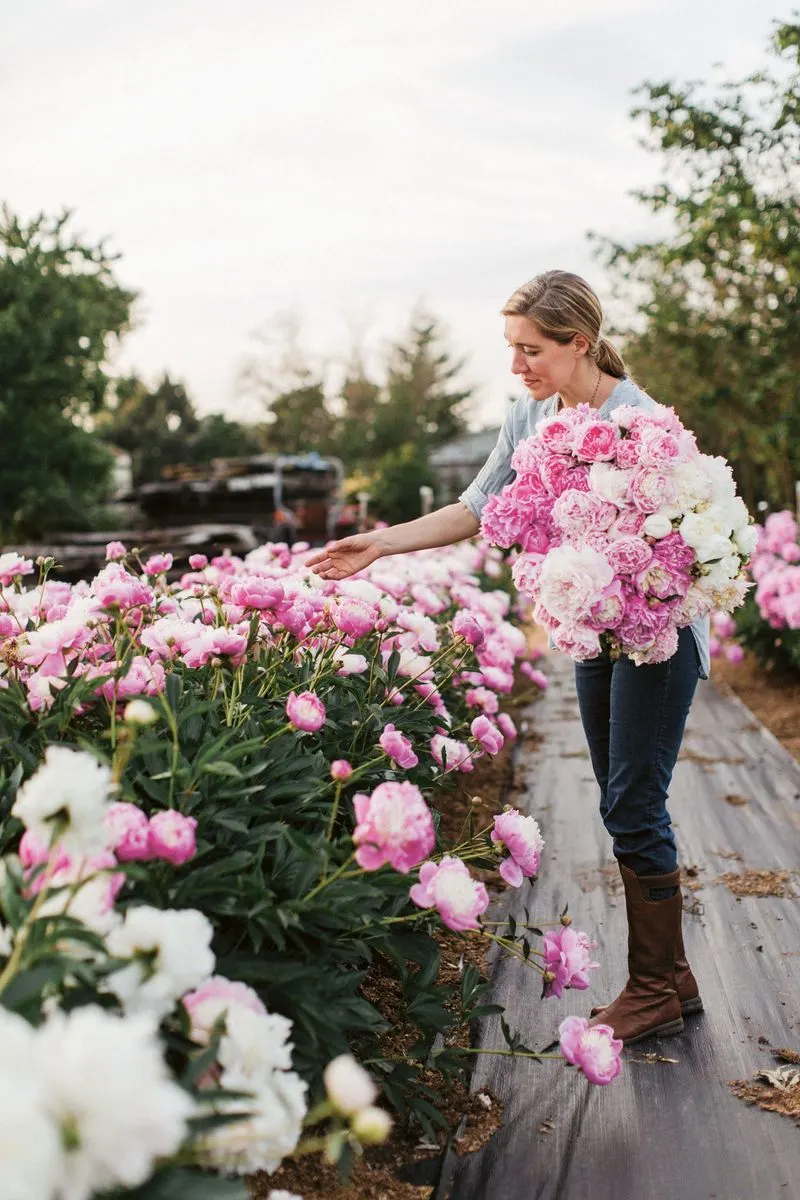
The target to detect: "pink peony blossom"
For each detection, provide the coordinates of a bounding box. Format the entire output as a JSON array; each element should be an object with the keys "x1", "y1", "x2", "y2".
[
  {"x1": 465, "y1": 686, "x2": 500, "y2": 714},
  {"x1": 330, "y1": 597, "x2": 377, "y2": 639},
  {"x1": 430, "y1": 734, "x2": 474, "y2": 773},
  {"x1": 542, "y1": 927, "x2": 600, "y2": 998},
  {"x1": 144, "y1": 553, "x2": 173, "y2": 576},
  {"x1": 229, "y1": 577, "x2": 284, "y2": 610},
  {"x1": 572, "y1": 420, "x2": 619, "y2": 463},
  {"x1": 352, "y1": 781, "x2": 435, "y2": 873},
  {"x1": 558, "y1": 1016, "x2": 623, "y2": 1085},
  {"x1": 379, "y1": 723, "x2": 419, "y2": 769},
  {"x1": 104, "y1": 802, "x2": 154, "y2": 862},
  {"x1": 188, "y1": 554, "x2": 208, "y2": 570},
  {"x1": 409, "y1": 856, "x2": 490, "y2": 931},
  {"x1": 628, "y1": 468, "x2": 677, "y2": 515},
  {"x1": 452, "y1": 611, "x2": 485, "y2": 647},
  {"x1": 490, "y1": 808, "x2": 543, "y2": 886},
  {"x1": 534, "y1": 414, "x2": 579, "y2": 455},
  {"x1": 105, "y1": 541, "x2": 127, "y2": 562},
  {"x1": 520, "y1": 662, "x2": 549, "y2": 689},
  {"x1": 0, "y1": 552, "x2": 35, "y2": 585},
  {"x1": 496, "y1": 712, "x2": 518, "y2": 741},
  {"x1": 183, "y1": 975, "x2": 267, "y2": 1044},
  {"x1": 331, "y1": 759, "x2": 353, "y2": 782},
  {"x1": 711, "y1": 611, "x2": 736, "y2": 639},
  {"x1": 724, "y1": 642, "x2": 745, "y2": 665},
  {"x1": 148, "y1": 810, "x2": 198, "y2": 866},
  {"x1": 470, "y1": 715, "x2": 504, "y2": 755},
  {"x1": 605, "y1": 536, "x2": 653, "y2": 577},
  {"x1": 286, "y1": 690, "x2": 327, "y2": 733},
  {"x1": 552, "y1": 491, "x2": 618, "y2": 538}
]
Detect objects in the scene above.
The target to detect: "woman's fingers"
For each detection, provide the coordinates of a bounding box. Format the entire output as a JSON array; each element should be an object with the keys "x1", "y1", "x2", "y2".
[{"x1": 304, "y1": 547, "x2": 333, "y2": 568}]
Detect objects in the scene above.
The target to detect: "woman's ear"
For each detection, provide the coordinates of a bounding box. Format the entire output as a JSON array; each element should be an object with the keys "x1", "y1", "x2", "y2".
[{"x1": 572, "y1": 333, "x2": 590, "y2": 358}]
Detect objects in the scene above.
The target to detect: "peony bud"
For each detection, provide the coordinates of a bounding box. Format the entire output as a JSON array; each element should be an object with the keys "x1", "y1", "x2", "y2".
[
  {"x1": 323, "y1": 1054, "x2": 377, "y2": 1116},
  {"x1": 351, "y1": 1105, "x2": 393, "y2": 1144},
  {"x1": 331, "y1": 759, "x2": 353, "y2": 782},
  {"x1": 123, "y1": 699, "x2": 159, "y2": 726}
]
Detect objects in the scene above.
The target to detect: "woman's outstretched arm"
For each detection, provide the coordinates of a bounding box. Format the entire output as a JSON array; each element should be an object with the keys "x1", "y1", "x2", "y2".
[{"x1": 305, "y1": 502, "x2": 480, "y2": 580}]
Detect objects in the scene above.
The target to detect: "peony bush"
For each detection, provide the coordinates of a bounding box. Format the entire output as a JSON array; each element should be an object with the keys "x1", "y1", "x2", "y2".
[
  {"x1": 727, "y1": 510, "x2": 800, "y2": 672},
  {"x1": 0, "y1": 538, "x2": 620, "y2": 1197}
]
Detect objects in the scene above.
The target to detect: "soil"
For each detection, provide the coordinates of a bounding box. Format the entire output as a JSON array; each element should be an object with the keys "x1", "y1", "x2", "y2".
[
  {"x1": 711, "y1": 651, "x2": 800, "y2": 760},
  {"x1": 728, "y1": 1076, "x2": 800, "y2": 1125},
  {"x1": 716, "y1": 868, "x2": 795, "y2": 899},
  {"x1": 251, "y1": 675, "x2": 543, "y2": 1200}
]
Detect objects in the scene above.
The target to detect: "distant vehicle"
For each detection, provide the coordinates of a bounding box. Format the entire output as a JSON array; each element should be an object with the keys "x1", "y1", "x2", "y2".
[
  {"x1": 3, "y1": 452, "x2": 351, "y2": 581},
  {"x1": 137, "y1": 452, "x2": 346, "y2": 546}
]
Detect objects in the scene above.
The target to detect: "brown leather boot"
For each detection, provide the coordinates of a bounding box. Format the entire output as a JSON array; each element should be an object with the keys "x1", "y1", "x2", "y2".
[
  {"x1": 591, "y1": 875, "x2": 703, "y2": 1019},
  {"x1": 588, "y1": 863, "x2": 684, "y2": 1044}
]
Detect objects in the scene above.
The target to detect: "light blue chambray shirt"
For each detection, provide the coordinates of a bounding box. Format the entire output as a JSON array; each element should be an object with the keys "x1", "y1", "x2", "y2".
[{"x1": 458, "y1": 375, "x2": 711, "y2": 678}]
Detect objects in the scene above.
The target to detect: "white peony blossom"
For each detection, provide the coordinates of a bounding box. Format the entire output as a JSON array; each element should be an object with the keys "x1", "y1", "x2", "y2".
[
  {"x1": 106, "y1": 906, "x2": 215, "y2": 1019},
  {"x1": 199, "y1": 1065, "x2": 307, "y2": 1175},
  {"x1": 0, "y1": 1008, "x2": 62, "y2": 1200},
  {"x1": 268, "y1": 1192, "x2": 304, "y2": 1200},
  {"x1": 642, "y1": 513, "x2": 673, "y2": 539},
  {"x1": 12, "y1": 746, "x2": 113, "y2": 857},
  {"x1": 37, "y1": 1006, "x2": 194, "y2": 1200},
  {"x1": 671, "y1": 461, "x2": 714, "y2": 510},
  {"x1": 702, "y1": 454, "x2": 738, "y2": 506},
  {"x1": 734, "y1": 524, "x2": 758, "y2": 557},
  {"x1": 323, "y1": 1054, "x2": 377, "y2": 1116},
  {"x1": 218, "y1": 1007, "x2": 296, "y2": 1082},
  {"x1": 588, "y1": 461, "x2": 632, "y2": 507}
]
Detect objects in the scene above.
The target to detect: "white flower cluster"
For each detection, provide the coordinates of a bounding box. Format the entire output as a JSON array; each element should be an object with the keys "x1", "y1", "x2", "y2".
[
  {"x1": 189, "y1": 979, "x2": 309, "y2": 1175},
  {"x1": 106, "y1": 905, "x2": 215, "y2": 1019},
  {"x1": 12, "y1": 746, "x2": 113, "y2": 857},
  {"x1": 0, "y1": 1005, "x2": 194, "y2": 1200}
]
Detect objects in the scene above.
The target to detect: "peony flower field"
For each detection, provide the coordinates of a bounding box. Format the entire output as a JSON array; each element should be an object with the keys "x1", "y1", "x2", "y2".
[{"x1": 0, "y1": 538, "x2": 618, "y2": 1200}]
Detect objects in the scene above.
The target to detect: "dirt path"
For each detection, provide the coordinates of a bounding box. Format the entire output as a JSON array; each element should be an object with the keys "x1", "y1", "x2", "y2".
[{"x1": 436, "y1": 653, "x2": 800, "y2": 1200}]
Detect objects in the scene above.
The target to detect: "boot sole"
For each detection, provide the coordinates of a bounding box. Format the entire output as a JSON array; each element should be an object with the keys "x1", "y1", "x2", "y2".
[
  {"x1": 623, "y1": 1016, "x2": 685, "y2": 1045},
  {"x1": 591, "y1": 997, "x2": 704, "y2": 1019}
]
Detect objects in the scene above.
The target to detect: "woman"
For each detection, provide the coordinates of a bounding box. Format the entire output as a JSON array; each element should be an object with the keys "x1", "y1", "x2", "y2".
[{"x1": 306, "y1": 270, "x2": 709, "y2": 1044}]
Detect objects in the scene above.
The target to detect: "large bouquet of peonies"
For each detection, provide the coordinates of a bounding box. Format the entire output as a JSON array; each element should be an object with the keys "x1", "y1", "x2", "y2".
[{"x1": 481, "y1": 401, "x2": 755, "y2": 664}]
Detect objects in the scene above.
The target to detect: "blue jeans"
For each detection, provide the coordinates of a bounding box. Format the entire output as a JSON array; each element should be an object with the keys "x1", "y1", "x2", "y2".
[{"x1": 573, "y1": 627, "x2": 701, "y2": 877}]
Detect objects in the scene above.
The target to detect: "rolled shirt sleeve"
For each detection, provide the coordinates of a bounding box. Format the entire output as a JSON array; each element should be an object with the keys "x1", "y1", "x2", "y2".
[{"x1": 458, "y1": 406, "x2": 518, "y2": 521}]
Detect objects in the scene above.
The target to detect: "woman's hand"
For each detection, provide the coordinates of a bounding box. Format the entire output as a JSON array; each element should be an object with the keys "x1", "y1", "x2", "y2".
[{"x1": 305, "y1": 532, "x2": 385, "y2": 580}]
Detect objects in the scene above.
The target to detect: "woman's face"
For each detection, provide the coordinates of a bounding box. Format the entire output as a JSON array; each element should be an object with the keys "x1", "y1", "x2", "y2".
[{"x1": 504, "y1": 315, "x2": 585, "y2": 401}]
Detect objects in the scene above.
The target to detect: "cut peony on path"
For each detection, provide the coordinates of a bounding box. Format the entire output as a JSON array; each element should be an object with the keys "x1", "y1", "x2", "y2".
[{"x1": 437, "y1": 648, "x2": 800, "y2": 1200}]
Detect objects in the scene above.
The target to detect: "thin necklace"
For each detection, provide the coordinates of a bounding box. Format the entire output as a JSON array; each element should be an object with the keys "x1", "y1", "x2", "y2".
[
  {"x1": 590, "y1": 365, "x2": 602, "y2": 408},
  {"x1": 558, "y1": 366, "x2": 602, "y2": 412}
]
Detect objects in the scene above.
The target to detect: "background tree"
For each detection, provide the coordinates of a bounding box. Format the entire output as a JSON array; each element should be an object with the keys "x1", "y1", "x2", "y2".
[
  {"x1": 596, "y1": 18, "x2": 800, "y2": 511},
  {"x1": 98, "y1": 373, "x2": 264, "y2": 484},
  {"x1": 0, "y1": 207, "x2": 135, "y2": 539},
  {"x1": 238, "y1": 314, "x2": 337, "y2": 456},
  {"x1": 371, "y1": 309, "x2": 473, "y2": 459},
  {"x1": 368, "y1": 442, "x2": 436, "y2": 526}
]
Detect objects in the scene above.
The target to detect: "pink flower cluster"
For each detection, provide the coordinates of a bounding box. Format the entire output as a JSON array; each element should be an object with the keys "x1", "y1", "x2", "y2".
[
  {"x1": 490, "y1": 808, "x2": 544, "y2": 887},
  {"x1": 559, "y1": 1016, "x2": 623, "y2": 1085},
  {"x1": 481, "y1": 403, "x2": 752, "y2": 664},
  {"x1": 749, "y1": 510, "x2": 800, "y2": 631},
  {"x1": 105, "y1": 803, "x2": 198, "y2": 865},
  {"x1": 352, "y1": 781, "x2": 435, "y2": 873},
  {"x1": 709, "y1": 610, "x2": 744, "y2": 665},
  {"x1": 542, "y1": 926, "x2": 599, "y2": 998},
  {"x1": 409, "y1": 856, "x2": 490, "y2": 931}
]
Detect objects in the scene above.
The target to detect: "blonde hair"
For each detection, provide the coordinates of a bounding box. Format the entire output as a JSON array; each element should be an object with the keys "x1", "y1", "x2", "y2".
[{"x1": 502, "y1": 270, "x2": 627, "y2": 378}]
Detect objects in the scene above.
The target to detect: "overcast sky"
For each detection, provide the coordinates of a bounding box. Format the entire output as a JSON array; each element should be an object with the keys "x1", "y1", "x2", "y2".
[{"x1": 3, "y1": 1, "x2": 792, "y2": 429}]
